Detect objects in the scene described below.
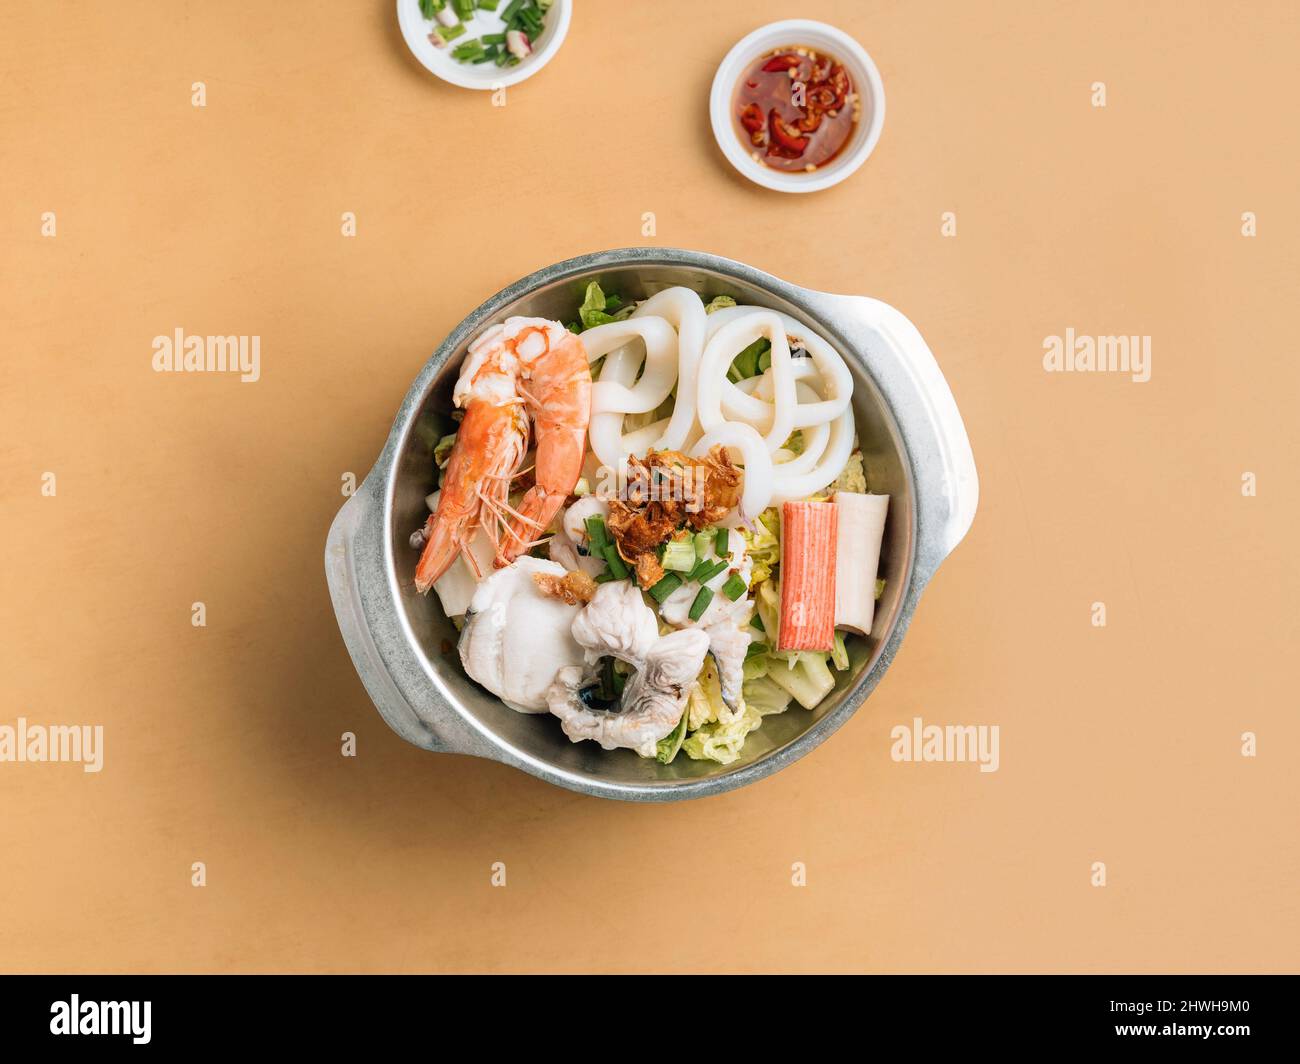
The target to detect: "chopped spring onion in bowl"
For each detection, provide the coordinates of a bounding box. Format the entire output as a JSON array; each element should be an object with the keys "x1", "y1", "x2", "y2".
[
  {"x1": 425, "y1": 0, "x2": 550, "y2": 65},
  {"x1": 649, "y1": 573, "x2": 683, "y2": 603},
  {"x1": 688, "y1": 586, "x2": 715, "y2": 622},
  {"x1": 398, "y1": 0, "x2": 570, "y2": 90},
  {"x1": 720, "y1": 573, "x2": 748, "y2": 601},
  {"x1": 661, "y1": 537, "x2": 697, "y2": 573}
]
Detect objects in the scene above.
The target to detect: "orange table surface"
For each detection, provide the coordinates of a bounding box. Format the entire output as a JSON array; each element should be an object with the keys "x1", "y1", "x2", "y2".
[{"x1": 2, "y1": 1, "x2": 1298, "y2": 972}]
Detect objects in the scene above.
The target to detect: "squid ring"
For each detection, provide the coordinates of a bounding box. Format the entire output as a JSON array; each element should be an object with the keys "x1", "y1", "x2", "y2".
[
  {"x1": 630, "y1": 288, "x2": 707, "y2": 453},
  {"x1": 584, "y1": 315, "x2": 678, "y2": 472},
  {"x1": 705, "y1": 305, "x2": 854, "y2": 429},
  {"x1": 583, "y1": 316, "x2": 678, "y2": 415},
  {"x1": 697, "y1": 310, "x2": 796, "y2": 452}
]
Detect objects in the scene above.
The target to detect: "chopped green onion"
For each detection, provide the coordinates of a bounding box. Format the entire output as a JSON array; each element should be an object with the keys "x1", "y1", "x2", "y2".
[
  {"x1": 693, "y1": 530, "x2": 714, "y2": 559},
  {"x1": 478, "y1": 0, "x2": 501, "y2": 9},
  {"x1": 661, "y1": 537, "x2": 696, "y2": 573},
  {"x1": 720, "y1": 573, "x2": 747, "y2": 601},
  {"x1": 452, "y1": 0, "x2": 476, "y2": 18},
  {"x1": 482, "y1": 32, "x2": 506, "y2": 43},
  {"x1": 704, "y1": 560, "x2": 731, "y2": 584},
  {"x1": 750, "y1": 613, "x2": 766, "y2": 633},
  {"x1": 649, "y1": 573, "x2": 682, "y2": 603},
  {"x1": 688, "y1": 586, "x2": 714, "y2": 622},
  {"x1": 499, "y1": 0, "x2": 526, "y2": 23},
  {"x1": 603, "y1": 545, "x2": 630, "y2": 580},
  {"x1": 594, "y1": 568, "x2": 617, "y2": 583},
  {"x1": 419, "y1": 0, "x2": 440, "y2": 18},
  {"x1": 705, "y1": 559, "x2": 731, "y2": 583},
  {"x1": 452, "y1": 39, "x2": 486, "y2": 61},
  {"x1": 715, "y1": 527, "x2": 730, "y2": 555},
  {"x1": 687, "y1": 558, "x2": 728, "y2": 585},
  {"x1": 438, "y1": 21, "x2": 467, "y2": 41},
  {"x1": 584, "y1": 515, "x2": 609, "y2": 551}
]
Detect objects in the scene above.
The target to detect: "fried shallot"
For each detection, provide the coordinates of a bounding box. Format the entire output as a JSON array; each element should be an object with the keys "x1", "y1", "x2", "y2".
[
  {"x1": 602, "y1": 446, "x2": 745, "y2": 587},
  {"x1": 532, "y1": 569, "x2": 598, "y2": 606}
]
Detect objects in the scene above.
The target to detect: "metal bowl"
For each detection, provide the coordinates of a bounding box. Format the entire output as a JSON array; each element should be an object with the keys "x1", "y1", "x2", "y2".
[{"x1": 326, "y1": 248, "x2": 977, "y2": 801}]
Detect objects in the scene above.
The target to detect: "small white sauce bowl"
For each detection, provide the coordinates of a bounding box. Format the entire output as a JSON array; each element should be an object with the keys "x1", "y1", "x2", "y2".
[
  {"x1": 710, "y1": 19, "x2": 886, "y2": 193},
  {"x1": 396, "y1": 0, "x2": 571, "y2": 90}
]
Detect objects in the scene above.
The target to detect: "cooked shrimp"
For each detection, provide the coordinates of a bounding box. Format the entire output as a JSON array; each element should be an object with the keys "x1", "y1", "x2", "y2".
[{"x1": 414, "y1": 318, "x2": 591, "y2": 592}]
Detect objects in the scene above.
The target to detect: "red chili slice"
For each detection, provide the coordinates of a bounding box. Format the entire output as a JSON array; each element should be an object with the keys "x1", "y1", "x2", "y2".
[
  {"x1": 739, "y1": 102, "x2": 765, "y2": 133},
  {"x1": 826, "y1": 64, "x2": 849, "y2": 109},
  {"x1": 762, "y1": 53, "x2": 802, "y2": 73},
  {"x1": 808, "y1": 84, "x2": 838, "y2": 110},
  {"x1": 768, "y1": 109, "x2": 809, "y2": 155},
  {"x1": 795, "y1": 110, "x2": 824, "y2": 133}
]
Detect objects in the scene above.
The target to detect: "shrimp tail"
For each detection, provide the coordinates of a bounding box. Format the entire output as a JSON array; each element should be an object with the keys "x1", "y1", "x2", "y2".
[
  {"x1": 496, "y1": 487, "x2": 563, "y2": 567},
  {"x1": 415, "y1": 512, "x2": 470, "y2": 593}
]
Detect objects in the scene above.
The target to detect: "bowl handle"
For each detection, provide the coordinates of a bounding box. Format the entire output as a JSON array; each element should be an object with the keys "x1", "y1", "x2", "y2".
[
  {"x1": 797, "y1": 290, "x2": 979, "y2": 576},
  {"x1": 325, "y1": 477, "x2": 452, "y2": 754}
]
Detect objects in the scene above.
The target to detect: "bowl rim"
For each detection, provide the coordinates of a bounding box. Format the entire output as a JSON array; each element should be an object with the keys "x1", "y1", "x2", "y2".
[
  {"x1": 369, "y1": 248, "x2": 926, "y2": 800},
  {"x1": 709, "y1": 18, "x2": 887, "y2": 193}
]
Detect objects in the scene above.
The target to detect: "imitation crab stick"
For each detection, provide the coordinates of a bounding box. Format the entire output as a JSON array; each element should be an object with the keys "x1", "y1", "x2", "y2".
[
  {"x1": 832, "y1": 492, "x2": 889, "y2": 636},
  {"x1": 777, "y1": 501, "x2": 838, "y2": 651}
]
